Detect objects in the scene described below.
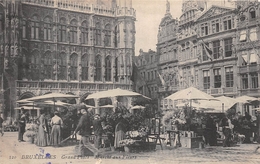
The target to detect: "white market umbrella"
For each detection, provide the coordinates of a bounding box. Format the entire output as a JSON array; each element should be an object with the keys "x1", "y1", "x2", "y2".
[
  {"x1": 176, "y1": 102, "x2": 201, "y2": 109},
  {"x1": 86, "y1": 88, "x2": 150, "y2": 100},
  {"x1": 131, "y1": 105, "x2": 145, "y2": 109},
  {"x1": 27, "y1": 93, "x2": 78, "y2": 102},
  {"x1": 236, "y1": 95, "x2": 258, "y2": 103},
  {"x1": 100, "y1": 104, "x2": 114, "y2": 108},
  {"x1": 26, "y1": 93, "x2": 78, "y2": 109},
  {"x1": 198, "y1": 100, "x2": 236, "y2": 113},
  {"x1": 165, "y1": 87, "x2": 218, "y2": 101},
  {"x1": 85, "y1": 104, "x2": 95, "y2": 108},
  {"x1": 217, "y1": 96, "x2": 245, "y2": 104},
  {"x1": 15, "y1": 106, "x2": 41, "y2": 110},
  {"x1": 17, "y1": 98, "x2": 33, "y2": 103}
]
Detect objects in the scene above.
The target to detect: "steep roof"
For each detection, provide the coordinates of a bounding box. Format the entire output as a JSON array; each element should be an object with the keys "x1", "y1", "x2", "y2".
[{"x1": 196, "y1": 5, "x2": 235, "y2": 22}]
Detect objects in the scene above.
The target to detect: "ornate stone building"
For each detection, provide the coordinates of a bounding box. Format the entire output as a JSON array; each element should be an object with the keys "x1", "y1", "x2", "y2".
[
  {"x1": 195, "y1": 5, "x2": 238, "y2": 97},
  {"x1": 235, "y1": 0, "x2": 260, "y2": 114},
  {"x1": 154, "y1": 0, "x2": 259, "y2": 111},
  {"x1": 156, "y1": 1, "x2": 179, "y2": 110},
  {"x1": 134, "y1": 49, "x2": 158, "y2": 99},
  {"x1": 0, "y1": 0, "x2": 136, "y2": 118}
]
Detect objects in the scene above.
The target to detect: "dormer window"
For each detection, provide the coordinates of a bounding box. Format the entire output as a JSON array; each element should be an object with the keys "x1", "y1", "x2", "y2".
[{"x1": 249, "y1": 8, "x2": 256, "y2": 19}]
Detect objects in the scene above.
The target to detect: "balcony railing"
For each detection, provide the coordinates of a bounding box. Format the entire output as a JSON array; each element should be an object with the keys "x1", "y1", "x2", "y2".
[
  {"x1": 16, "y1": 80, "x2": 132, "y2": 94},
  {"x1": 22, "y1": 0, "x2": 135, "y2": 18},
  {"x1": 239, "y1": 64, "x2": 260, "y2": 73}
]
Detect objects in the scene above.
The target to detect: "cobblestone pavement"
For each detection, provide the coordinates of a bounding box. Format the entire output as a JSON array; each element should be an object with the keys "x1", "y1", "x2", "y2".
[{"x1": 1, "y1": 132, "x2": 260, "y2": 164}]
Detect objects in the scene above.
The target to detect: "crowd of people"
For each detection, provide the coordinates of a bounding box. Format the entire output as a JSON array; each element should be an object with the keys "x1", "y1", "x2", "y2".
[
  {"x1": 204, "y1": 111, "x2": 258, "y2": 147},
  {"x1": 15, "y1": 107, "x2": 127, "y2": 156}
]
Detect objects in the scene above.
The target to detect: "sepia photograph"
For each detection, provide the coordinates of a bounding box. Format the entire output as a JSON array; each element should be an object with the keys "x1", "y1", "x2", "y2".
[{"x1": 0, "y1": 0, "x2": 260, "y2": 163}]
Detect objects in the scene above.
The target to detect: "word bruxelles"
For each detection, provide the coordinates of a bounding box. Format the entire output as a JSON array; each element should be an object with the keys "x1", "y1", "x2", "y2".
[{"x1": 21, "y1": 154, "x2": 56, "y2": 159}]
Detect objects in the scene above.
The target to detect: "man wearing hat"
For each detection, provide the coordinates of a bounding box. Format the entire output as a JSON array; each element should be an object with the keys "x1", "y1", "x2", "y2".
[
  {"x1": 18, "y1": 108, "x2": 26, "y2": 142},
  {"x1": 73, "y1": 108, "x2": 99, "y2": 156},
  {"x1": 93, "y1": 114, "x2": 103, "y2": 149}
]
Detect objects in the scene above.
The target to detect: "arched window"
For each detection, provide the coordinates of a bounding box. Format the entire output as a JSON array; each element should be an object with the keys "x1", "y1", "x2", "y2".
[
  {"x1": 44, "y1": 17, "x2": 52, "y2": 41},
  {"x1": 58, "y1": 18, "x2": 66, "y2": 42},
  {"x1": 43, "y1": 51, "x2": 53, "y2": 79},
  {"x1": 104, "y1": 24, "x2": 111, "y2": 47},
  {"x1": 81, "y1": 20, "x2": 88, "y2": 44},
  {"x1": 57, "y1": 53, "x2": 67, "y2": 80},
  {"x1": 115, "y1": 57, "x2": 119, "y2": 82},
  {"x1": 105, "y1": 56, "x2": 112, "y2": 81},
  {"x1": 249, "y1": 8, "x2": 256, "y2": 19},
  {"x1": 30, "y1": 51, "x2": 40, "y2": 80},
  {"x1": 70, "y1": 54, "x2": 78, "y2": 80},
  {"x1": 94, "y1": 55, "x2": 102, "y2": 81},
  {"x1": 31, "y1": 15, "x2": 39, "y2": 39},
  {"x1": 70, "y1": 19, "x2": 77, "y2": 43},
  {"x1": 95, "y1": 22, "x2": 101, "y2": 46},
  {"x1": 82, "y1": 54, "x2": 89, "y2": 81}
]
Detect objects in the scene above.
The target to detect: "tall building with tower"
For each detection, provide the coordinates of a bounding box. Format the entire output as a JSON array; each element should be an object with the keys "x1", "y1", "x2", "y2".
[{"x1": 0, "y1": 0, "x2": 136, "y2": 119}]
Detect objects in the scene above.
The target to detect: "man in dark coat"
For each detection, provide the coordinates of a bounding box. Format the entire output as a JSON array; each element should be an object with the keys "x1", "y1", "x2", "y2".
[
  {"x1": 93, "y1": 114, "x2": 103, "y2": 149},
  {"x1": 73, "y1": 108, "x2": 99, "y2": 156},
  {"x1": 18, "y1": 108, "x2": 27, "y2": 142},
  {"x1": 205, "y1": 115, "x2": 217, "y2": 146}
]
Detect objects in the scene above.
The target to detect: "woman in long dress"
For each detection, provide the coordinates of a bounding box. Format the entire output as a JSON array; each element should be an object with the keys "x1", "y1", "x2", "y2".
[
  {"x1": 49, "y1": 111, "x2": 63, "y2": 147},
  {"x1": 114, "y1": 117, "x2": 126, "y2": 149},
  {"x1": 36, "y1": 110, "x2": 49, "y2": 147}
]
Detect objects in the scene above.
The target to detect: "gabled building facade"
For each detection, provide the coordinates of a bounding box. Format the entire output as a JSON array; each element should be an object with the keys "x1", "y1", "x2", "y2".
[{"x1": 195, "y1": 5, "x2": 238, "y2": 97}]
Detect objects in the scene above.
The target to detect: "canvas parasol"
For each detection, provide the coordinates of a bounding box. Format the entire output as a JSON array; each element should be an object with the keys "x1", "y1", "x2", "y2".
[
  {"x1": 131, "y1": 105, "x2": 145, "y2": 110},
  {"x1": 100, "y1": 104, "x2": 114, "y2": 108},
  {"x1": 14, "y1": 106, "x2": 41, "y2": 110},
  {"x1": 26, "y1": 93, "x2": 78, "y2": 109},
  {"x1": 86, "y1": 88, "x2": 151, "y2": 100},
  {"x1": 165, "y1": 87, "x2": 218, "y2": 101},
  {"x1": 236, "y1": 95, "x2": 258, "y2": 103},
  {"x1": 23, "y1": 101, "x2": 72, "y2": 108}
]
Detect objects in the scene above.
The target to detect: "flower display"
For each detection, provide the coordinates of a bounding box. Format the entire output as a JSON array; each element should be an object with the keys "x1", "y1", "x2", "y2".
[
  {"x1": 126, "y1": 130, "x2": 147, "y2": 139},
  {"x1": 119, "y1": 139, "x2": 137, "y2": 146}
]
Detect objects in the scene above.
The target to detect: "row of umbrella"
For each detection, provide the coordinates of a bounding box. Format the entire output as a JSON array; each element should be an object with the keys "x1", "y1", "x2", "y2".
[
  {"x1": 16, "y1": 88, "x2": 150, "y2": 110},
  {"x1": 165, "y1": 87, "x2": 259, "y2": 113}
]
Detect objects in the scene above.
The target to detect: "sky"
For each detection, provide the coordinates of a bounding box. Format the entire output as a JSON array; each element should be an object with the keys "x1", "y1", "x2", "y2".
[{"x1": 132, "y1": 0, "x2": 183, "y2": 55}]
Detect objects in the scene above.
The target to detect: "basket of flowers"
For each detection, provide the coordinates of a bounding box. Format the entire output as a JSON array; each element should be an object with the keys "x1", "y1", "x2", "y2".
[
  {"x1": 24, "y1": 123, "x2": 38, "y2": 144},
  {"x1": 119, "y1": 139, "x2": 140, "y2": 152}
]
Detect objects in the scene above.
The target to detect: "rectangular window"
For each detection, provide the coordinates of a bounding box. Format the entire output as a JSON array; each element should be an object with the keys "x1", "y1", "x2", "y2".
[
  {"x1": 224, "y1": 38, "x2": 232, "y2": 57},
  {"x1": 70, "y1": 26, "x2": 77, "y2": 43},
  {"x1": 211, "y1": 20, "x2": 219, "y2": 34},
  {"x1": 239, "y1": 30, "x2": 247, "y2": 42},
  {"x1": 22, "y1": 20, "x2": 26, "y2": 39},
  {"x1": 203, "y1": 70, "x2": 210, "y2": 89},
  {"x1": 202, "y1": 43, "x2": 210, "y2": 61},
  {"x1": 251, "y1": 73, "x2": 259, "y2": 88},
  {"x1": 213, "y1": 40, "x2": 220, "y2": 59},
  {"x1": 224, "y1": 19, "x2": 232, "y2": 30},
  {"x1": 59, "y1": 25, "x2": 66, "y2": 42},
  {"x1": 242, "y1": 74, "x2": 248, "y2": 89},
  {"x1": 214, "y1": 68, "x2": 221, "y2": 88},
  {"x1": 201, "y1": 23, "x2": 208, "y2": 36},
  {"x1": 249, "y1": 28, "x2": 257, "y2": 41},
  {"x1": 250, "y1": 53, "x2": 257, "y2": 65},
  {"x1": 242, "y1": 54, "x2": 248, "y2": 66},
  {"x1": 225, "y1": 67, "x2": 233, "y2": 87},
  {"x1": 44, "y1": 23, "x2": 52, "y2": 41}
]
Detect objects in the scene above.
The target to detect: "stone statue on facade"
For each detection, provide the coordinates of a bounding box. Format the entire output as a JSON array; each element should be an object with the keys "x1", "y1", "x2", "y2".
[{"x1": 166, "y1": 0, "x2": 170, "y2": 13}]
